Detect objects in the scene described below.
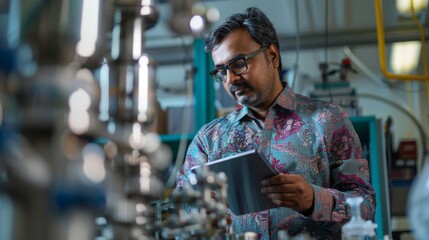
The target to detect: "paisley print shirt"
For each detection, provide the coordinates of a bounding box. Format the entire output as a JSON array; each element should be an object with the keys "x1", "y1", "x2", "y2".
[{"x1": 175, "y1": 84, "x2": 376, "y2": 239}]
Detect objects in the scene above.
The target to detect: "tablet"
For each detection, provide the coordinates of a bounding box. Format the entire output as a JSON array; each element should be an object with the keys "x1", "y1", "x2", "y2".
[{"x1": 191, "y1": 149, "x2": 278, "y2": 215}]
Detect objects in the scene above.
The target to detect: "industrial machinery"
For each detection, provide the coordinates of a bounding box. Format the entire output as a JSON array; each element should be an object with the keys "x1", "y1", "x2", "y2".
[{"x1": 0, "y1": 0, "x2": 231, "y2": 239}]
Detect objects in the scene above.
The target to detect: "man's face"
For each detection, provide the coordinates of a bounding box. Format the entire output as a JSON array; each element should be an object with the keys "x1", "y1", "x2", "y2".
[{"x1": 211, "y1": 28, "x2": 281, "y2": 110}]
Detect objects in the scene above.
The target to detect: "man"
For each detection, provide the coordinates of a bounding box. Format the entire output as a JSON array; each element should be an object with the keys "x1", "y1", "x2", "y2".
[{"x1": 175, "y1": 7, "x2": 376, "y2": 239}]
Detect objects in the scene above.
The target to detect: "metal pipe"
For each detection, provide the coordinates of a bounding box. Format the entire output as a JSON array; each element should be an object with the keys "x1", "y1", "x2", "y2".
[{"x1": 375, "y1": 0, "x2": 429, "y2": 81}]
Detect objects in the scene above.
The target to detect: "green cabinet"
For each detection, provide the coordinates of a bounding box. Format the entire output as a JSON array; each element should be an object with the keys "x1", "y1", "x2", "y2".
[{"x1": 350, "y1": 116, "x2": 391, "y2": 239}]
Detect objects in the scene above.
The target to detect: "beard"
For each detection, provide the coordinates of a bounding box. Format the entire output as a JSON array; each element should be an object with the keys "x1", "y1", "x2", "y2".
[
  {"x1": 236, "y1": 92, "x2": 258, "y2": 106},
  {"x1": 229, "y1": 82, "x2": 261, "y2": 107}
]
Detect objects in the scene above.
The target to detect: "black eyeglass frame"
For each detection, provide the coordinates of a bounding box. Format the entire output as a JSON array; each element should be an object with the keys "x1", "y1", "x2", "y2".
[{"x1": 209, "y1": 46, "x2": 267, "y2": 83}]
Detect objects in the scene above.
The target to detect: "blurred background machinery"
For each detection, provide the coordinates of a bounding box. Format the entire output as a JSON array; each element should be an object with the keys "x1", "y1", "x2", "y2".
[{"x1": 0, "y1": 0, "x2": 231, "y2": 239}]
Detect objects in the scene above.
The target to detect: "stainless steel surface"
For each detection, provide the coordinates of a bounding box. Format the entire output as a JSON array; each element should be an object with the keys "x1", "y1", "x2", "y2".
[{"x1": 0, "y1": 1, "x2": 233, "y2": 239}]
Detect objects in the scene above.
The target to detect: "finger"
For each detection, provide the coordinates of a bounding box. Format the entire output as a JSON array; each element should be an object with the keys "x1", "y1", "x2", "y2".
[
  {"x1": 270, "y1": 198, "x2": 296, "y2": 207},
  {"x1": 266, "y1": 192, "x2": 297, "y2": 201},
  {"x1": 262, "y1": 174, "x2": 299, "y2": 185},
  {"x1": 261, "y1": 185, "x2": 291, "y2": 194},
  {"x1": 261, "y1": 184, "x2": 296, "y2": 194}
]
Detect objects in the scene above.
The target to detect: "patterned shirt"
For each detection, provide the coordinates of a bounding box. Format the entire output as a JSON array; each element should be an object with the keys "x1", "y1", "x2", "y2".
[{"x1": 176, "y1": 84, "x2": 376, "y2": 239}]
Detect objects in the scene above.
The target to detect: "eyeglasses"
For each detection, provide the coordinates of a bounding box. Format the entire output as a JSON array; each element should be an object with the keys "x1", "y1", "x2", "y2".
[{"x1": 209, "y1": 47, "x2": 267, "y2": 83}]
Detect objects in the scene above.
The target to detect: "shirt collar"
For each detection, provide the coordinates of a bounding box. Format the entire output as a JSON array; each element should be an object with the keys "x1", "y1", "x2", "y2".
[
  {"x1": 274, "y1": 82, "x2": 297, "y2": 111},
  {"x1": 234, "y1": 82, "x2": 297, "y2": 122}
]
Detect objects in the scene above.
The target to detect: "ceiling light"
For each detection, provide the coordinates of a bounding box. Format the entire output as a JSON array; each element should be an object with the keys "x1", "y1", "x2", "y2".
[
  {"x1": 396, "y1": 0, "x2": 428, "y2": 15},
  {"x1": 390, "y1": 41, "x2": 421, "y2": 74}
]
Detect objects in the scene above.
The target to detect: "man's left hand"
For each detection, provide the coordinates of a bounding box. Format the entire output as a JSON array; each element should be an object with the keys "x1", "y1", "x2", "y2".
[{"x1": 261, "y1": 173, "x2": 314, "y2": 213}]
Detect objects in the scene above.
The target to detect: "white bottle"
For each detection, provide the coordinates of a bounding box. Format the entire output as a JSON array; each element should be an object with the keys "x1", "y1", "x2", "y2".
[{"x1": 342, "y1": 197, "x2": 377, "y2": 240}]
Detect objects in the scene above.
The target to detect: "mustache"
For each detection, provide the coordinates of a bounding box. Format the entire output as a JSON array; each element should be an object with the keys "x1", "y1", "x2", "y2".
[{"x1": 229, "y1": 82, "x2": 250, "y2": 95}]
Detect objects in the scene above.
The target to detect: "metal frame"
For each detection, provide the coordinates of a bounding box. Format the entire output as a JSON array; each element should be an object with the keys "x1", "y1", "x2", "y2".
[{"x1": 351, "y1": 116, "x2": 392, "y2": 240}]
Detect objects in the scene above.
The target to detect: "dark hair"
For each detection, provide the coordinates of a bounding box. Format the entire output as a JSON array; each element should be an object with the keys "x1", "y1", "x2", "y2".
[{"x1": 205, "y1": 7, "x2": 282, "y2": 75}]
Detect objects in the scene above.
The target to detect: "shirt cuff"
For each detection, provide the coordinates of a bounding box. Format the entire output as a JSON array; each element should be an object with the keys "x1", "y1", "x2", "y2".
[{"x1": 304, "y1": 184, "x2": 334, "y2": 221}]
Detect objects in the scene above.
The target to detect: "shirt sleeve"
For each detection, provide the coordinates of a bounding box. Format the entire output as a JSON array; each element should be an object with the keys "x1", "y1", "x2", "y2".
[
  {"x1": 307, "y1": 107, "x2": 376, "y2": 232},
  {"x1": 175, "y1": 132, "x2": 209, "y2": 191}
]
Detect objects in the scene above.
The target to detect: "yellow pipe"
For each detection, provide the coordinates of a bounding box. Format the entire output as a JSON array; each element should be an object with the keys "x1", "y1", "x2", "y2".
[
  {"x1": 409, "y1": 0, "x2": 429, "y2": 107},
  {"x1": 375, "y1": 0, "x2": 429, "y2": 81}
]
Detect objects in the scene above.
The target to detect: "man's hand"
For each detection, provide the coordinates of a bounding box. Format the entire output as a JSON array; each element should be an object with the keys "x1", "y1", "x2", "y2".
[{"x1": 261, "y1": 173, "x2": 314, "y2": 213}]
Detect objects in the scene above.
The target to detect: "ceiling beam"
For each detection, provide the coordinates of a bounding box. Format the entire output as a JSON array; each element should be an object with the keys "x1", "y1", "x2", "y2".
[
  {"x1": 145, "y1": 26, "x2": 429, "y2": 65},
  {"x1": 279, "y1": 25, "x2": 429, "y2": 50}
]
